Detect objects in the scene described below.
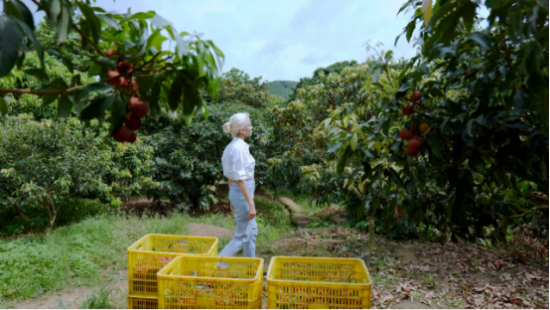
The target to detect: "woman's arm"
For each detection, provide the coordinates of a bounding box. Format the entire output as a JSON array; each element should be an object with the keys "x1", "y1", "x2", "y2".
[
  {"x1": 233, "y1": 179, "x2": 256, "y2": 220},
  {"x1": 227, "y1": 178, "x2": 233, "y2": 211}
]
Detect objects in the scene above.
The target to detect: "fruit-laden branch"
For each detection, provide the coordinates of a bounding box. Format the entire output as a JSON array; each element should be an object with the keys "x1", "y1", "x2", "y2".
[
  {"x1": 0, "y1": 85, "x2": 86, "y2": 95},
  {"x1": 0, "y1": 75, "x2": 122, "y2": 95},
  {"x1": 30, "y1": 0, "x2": 104, "y2": 56}
]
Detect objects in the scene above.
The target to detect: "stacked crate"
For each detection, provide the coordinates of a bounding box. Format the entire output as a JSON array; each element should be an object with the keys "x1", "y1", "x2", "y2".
[{"x1": 127, "y1": 234, "x2": 218, "y2": 309}]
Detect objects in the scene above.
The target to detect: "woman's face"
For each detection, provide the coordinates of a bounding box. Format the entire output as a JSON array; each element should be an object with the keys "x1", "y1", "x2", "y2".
[{"x1": 240, "y1": 118, "x2": 253, "y2": 138}]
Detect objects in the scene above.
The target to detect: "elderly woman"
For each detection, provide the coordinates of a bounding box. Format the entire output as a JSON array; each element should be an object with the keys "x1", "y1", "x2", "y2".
[{"x1": 218, "y1": 112, "x2": 257, "y2": 258}]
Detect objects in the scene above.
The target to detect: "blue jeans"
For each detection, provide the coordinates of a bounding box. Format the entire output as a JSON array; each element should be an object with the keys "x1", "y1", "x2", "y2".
[{"x1": 219, "y1": 179, "x2": 257, "y2": 258}]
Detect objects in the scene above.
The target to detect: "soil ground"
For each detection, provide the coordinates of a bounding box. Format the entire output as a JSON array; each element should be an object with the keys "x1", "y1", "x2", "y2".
[{"x1": 10, "y1": 201, "x2": 549, "y2": 309}]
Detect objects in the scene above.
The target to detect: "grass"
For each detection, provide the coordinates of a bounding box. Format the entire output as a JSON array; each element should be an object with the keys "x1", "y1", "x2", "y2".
[
  {"x1": 0, "y1": 199, "x2": 294, "y2": 306},
  {"x1": 255, "y1": 196, "x2": 294, "y2": 254},
  {"x1": 266, "y1": 188, "x2": 328, "y2": 215},
  {"x1": 76, "y1": 282, "x2": 116, "y2": 309}
]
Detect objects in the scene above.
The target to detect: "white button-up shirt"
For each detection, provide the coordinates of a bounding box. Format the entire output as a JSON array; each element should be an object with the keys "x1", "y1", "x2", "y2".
[{"x1": 222, "y1": 137, "x2": 255, "y2": 181}]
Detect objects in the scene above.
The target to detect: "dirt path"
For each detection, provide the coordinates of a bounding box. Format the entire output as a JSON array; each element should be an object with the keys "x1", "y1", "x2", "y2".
[
  {"x1": 12, "y1": 272, "x2": 128, "y2": 309},
  {"x1": 187, "y1": 223, "x2": 233, "y2": 239},
  {"x1": 278, "y1": 196, "x2": 310, "y2": 227},
  {"x1": 10, "y1": 224, "x2": 235, "y2": 309},
  {"x1": 10, "y1": 223, "x2": 548, "y2": 309}
]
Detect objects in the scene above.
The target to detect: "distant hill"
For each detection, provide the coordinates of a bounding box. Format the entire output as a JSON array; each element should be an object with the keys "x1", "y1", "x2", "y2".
[{"x1": 268, "y1": 80, "x2": 298, "y2": 99}]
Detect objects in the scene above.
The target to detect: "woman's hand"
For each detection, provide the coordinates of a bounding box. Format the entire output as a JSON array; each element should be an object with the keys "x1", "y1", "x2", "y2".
[
  {"x1": 247, "y1": 201, "x2": 256, "y2": 220},
  {"x1": 229, "y1": 203, "x2": 234, "y2": 211}
]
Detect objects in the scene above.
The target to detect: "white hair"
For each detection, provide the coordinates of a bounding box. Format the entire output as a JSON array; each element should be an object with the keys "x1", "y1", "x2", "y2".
[{"x1": 223, "y1": 112, "x2": 250, "y2": 137}]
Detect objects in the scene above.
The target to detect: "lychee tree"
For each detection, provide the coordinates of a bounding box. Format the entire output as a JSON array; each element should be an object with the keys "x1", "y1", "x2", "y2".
[
  {"x1": 0, "y1": 0, "x2": 224, "y2": 142},
  {"x1": 319, "y1": 0, "x2": 548, "y2": 245}
]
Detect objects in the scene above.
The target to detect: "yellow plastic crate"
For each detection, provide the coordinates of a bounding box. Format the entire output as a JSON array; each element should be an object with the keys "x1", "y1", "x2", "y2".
[
  {"x1": 266, "y1": 256, "x2": 372, "y2": 309},
  {"x1": 128, "y1": 234, "x2": 219, "y2": 297},
  {"x1": 128, "y1": 295, "x2": 158, "y2": 309},
  {"x1": 157, "y1": 256, "x2": 264, "y2": 309}
]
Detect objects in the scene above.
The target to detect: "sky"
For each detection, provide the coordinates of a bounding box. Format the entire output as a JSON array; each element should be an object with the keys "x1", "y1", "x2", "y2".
[{"x1": 14, "y1": 0, "x2": 420, "y2": 82}]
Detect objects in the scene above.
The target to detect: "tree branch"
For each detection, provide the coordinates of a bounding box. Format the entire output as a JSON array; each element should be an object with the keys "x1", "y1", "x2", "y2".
[
  {"x1": 0, "y1": 75, "x2": 120, "y2": 96},
  {"x1": 0, "y1": 85, "x2": 84, "y2": 95},
  {"x1": 135, "y1": 51, "x2": 163, "y2": 71}
]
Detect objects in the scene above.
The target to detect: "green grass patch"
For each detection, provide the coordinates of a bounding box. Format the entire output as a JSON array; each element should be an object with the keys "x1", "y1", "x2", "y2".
[
  {"x1": 0, "y1": 201, "x2": 294, "y2": 305},
  {"x1": 255, "y1": 196, "x2": 294, "y2": 253},
  {"x1": 266, "y1": 188, "x2": 326, "y2": 215}
]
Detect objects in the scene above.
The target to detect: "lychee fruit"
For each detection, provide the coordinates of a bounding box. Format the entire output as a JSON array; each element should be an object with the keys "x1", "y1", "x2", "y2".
[
  {"x1": 419, "y1": 123, "x2": 429, "y2": 134},
  {"x1": 399, "y1": 128, "x2": 412, "y2": 141},
  {"x1": 125, "y1": 115, "x2": 142, "y2": 131},
  {"x1": 406, "y1": 139, "x2": 421, "y2": 157},
  {"x1": 107, "y1": 70, "x2": 127, "y2": 87},
  {"x1": 412, "y1": 135, "x2": 425, "y2": 147},
  {"x1": 403, "y1": 104, "x2": 414, "y2": 115},
  {"x1": 117, "y1": 61, "x2": 133, "y2": 74},
  {"x1": 410, "y1": 90, "x2": 422, "y2": 102},
  {"x1": 112, "y1": 126, "x2": 134, "y2": 142},
  {"x1": 105, "y1": 49, "x2": 119, "y2": 57},
  {"x1": 130, "y1": 96, "x2": 149, "y2": 118},
  {"x1": 127, "y1": 130, "x2": 137, "y2": 143}
]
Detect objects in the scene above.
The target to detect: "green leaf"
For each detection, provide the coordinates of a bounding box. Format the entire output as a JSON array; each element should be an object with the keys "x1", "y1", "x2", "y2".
[
  {"x1": 97, "y1": 14, "x2": 122, "y2": 31},
  {"x1": 405, "y1": 179, "x2": 417, "y2": 191},
  {"x1": 127, "y1": 11, "x2": 155, "y2": 21},
  {"x1": 88, "y1": 60, "x2": 101, "y2": 77},
  {"x1": 42, "y1": 95, "x2": 58, "y2": 106},
  {"x1": 406, "y1": 20, "x2": 416, "y2": 42},
  {"x1": 168, "y1": 77, "x2": 183, "y2": 111},
  {"x1": 16, "y1": 51, "x2": 25, "y2": 69},
  {"x1": 57, "y1": 95, "x2": 73, "y2": 119},
  {"x1": 427, "y1": 133, "x2": 442, "y2": 159},
  {"x1": 15, "y1": 20, "x2": 44, "y2": 70},
  {"x1": 77, "y1": 2, "x2": 101, "y2": 44},
  {"x1": 0, "y1": 16, "x2": 23, "y2": 77},
  {"x1": 48, "y1": 77, "x2": 68, "y2": 91},
  {"x1": 151, "y1": 13, "x2": 172, "y2": 28},
  {"x1": 466, "y1": 115, "x2": 485, "y2": 137},
  {"x1": 540, "y1": 160, "x2": 547, "y2": 181},
  {"x1": 45, "y1": 0, "x2": 61, "y2": 26},
  {"x1": 135, "y1": 75, "x2": 155, "y2": 95},
  {"x1": 149, "y1": 80, "x2": 161, "y2": 114},
  {"x1": 183, "y1": 87, "x2": 198, "y2": 117},
  {"x1": 468, "y1": 32, "x2": 491, "y2": 50},
  {"x1": 388, "y1": 168, "x2": 404, "y2": 188},
  {"x1": 337, "y1": 146, "x2": 352, "y2": 174},
  {"x1": 164, "y1": 25, "x2": 189, "y2": 58},
  {"x1": 109, "y1": 96, "x2": 126, "y2": 135},
  {"x1": 91, "y1": 56, "x2": 116, "y2": 70},
  {"x1": 327, "y1": 142, "x2": 342, "y2": 153},
  {"x1": 462, "y1": 1, "x2": 477, "y2": 32},
  {"x1": 350, "y1": 132, "x2": 358, "y2": 151},
  {"x1": 80, "y1": 94, "x2": 114, "y2": 121},
  {"x1": 71, "y1": 74, "x2": 81, "y2": 87},
  {"x1": 56, "y1": 3, "x2": 71, "y2": 43},
  {"x1": 79, "y1": 82, "x2": 113, "y2": 94},
  {"x1": 374, "y1": 116, "x2": 388, "y2": 134},
  {"x1": 0, "y1": 97, "x2": 8, "y2": 116},
  {"x1": 147, "y1": 31, "x2": 167, "y2": 51},
  {"x1": 421, "y1": 0, "x2": 433, "y2": 27},
  {"x1": 5, "y1": 0, "x2": 35, "y2": 31}
]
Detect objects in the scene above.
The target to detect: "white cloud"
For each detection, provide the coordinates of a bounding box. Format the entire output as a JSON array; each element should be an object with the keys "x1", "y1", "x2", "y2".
[{"x1": 12, "y1": 0, "x2": 421, "y2": 81}]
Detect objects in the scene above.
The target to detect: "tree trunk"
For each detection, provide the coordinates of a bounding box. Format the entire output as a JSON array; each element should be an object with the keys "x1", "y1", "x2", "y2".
[
  {"x1": 368, "y1": 203, "x2": 377, "y2": 248},
  {"x1": 368, "y1": 212, "x2": 375, "y2": 248},
  {"x1": 45, "y1": 197, "x2": 57, "y2": 233}
]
